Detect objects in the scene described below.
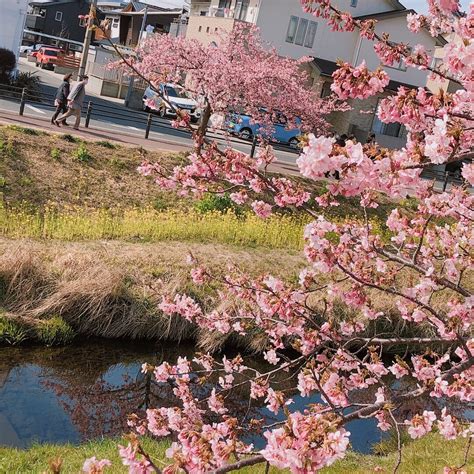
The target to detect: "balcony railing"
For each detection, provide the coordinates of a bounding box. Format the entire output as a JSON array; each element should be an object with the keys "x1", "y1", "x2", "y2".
[
  {"x1": 197, "y1": 6, "x2": 252, "y2": 21},
  {"x1": 25, "y1": 14, "x2": 45, "y2": 31}
]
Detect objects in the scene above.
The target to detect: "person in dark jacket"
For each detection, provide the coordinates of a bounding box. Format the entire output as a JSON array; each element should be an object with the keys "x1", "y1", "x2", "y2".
[
  {"x1": 55, "y1": 75, "x2": 88, "y2": 130},
  {"x1": 51, "y1": 74, "x2": 72, "y2": 126}
]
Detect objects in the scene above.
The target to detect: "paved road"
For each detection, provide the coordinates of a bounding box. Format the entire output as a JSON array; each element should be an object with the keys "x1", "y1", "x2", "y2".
[{"x1": 1, "y1": 59, "x2": 300, "y2": 168}]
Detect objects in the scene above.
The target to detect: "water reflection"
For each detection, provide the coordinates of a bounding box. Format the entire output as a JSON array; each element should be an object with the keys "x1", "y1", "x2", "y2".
[{"x1": 0, "y1": 340, "x2": 420, "y2": 454}]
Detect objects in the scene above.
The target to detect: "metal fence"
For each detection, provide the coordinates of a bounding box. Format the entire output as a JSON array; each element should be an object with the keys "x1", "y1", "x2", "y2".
[{"x1": 0, "y1": 83, "x2": 301, "y2": 155}]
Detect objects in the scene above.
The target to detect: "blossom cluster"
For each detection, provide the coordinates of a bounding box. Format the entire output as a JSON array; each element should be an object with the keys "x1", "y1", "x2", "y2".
[{"x1": 331, "y1": 61, "x2": 390, "y2": 100}]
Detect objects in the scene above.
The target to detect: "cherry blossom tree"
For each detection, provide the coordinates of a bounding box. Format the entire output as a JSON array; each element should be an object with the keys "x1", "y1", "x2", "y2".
[
  {"x1": 117, "y1": 22, "x2": 342, "y2": 140},
  {"x1": 89, "y1": 1, "x2": 472, "y2": 473}
]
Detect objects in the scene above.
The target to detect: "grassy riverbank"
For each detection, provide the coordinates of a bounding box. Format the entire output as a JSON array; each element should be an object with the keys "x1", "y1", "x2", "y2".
[
  {"x1": 0, "y1": 238, "x2": 305, "y2": 351},
  {"x1": 0, "y1": 434, "x2": 471, "y2": 473}
]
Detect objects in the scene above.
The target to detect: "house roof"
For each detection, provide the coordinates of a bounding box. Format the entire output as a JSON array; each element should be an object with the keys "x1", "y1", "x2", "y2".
[
  {"x1": 30, "y1": 0, "x2": 81, "y2": 6},
  {"x1": 311, "y1": 57, "x2": 421, "y2": 92},
  {"x1": 353, "y1": 9, "x2": 412, "y2": 22},
  {"x1": 354, "y1": 9, "x2": 447, "y2": 46},
  {"x1": 387, "y1": 0, "x2": 406, "y2": 10},
  {"x1": 312, "y1": 57, "x2": 339, "y2": 77},
  {"x1": 120, "y1": 10, "x2": 181, "y2": 15},
  {"x1": 122, "y1": 1, "x2": 180, "y2": 11}
]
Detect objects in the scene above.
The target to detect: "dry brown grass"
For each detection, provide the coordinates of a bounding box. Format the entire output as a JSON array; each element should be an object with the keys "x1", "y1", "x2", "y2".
[
  {"x1": 0, "y1": 238, "x2": 304, "y2": 351},
  {"x1": 1, "y1": 237, "x2": 467, "y2": 351},
  {"x1": 0, "y1": 125, "x2": 184, "y2": 209}
]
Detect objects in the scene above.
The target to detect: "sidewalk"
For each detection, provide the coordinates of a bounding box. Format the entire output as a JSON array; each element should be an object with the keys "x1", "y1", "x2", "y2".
[{"x1": 0, "y1": 108, "x2": 189, "y2": 154}]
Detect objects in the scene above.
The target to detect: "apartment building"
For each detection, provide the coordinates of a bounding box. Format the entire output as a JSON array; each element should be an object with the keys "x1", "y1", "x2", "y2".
[
  {"x1": 0, "y1": 0, "x2": 29, "y2": 59},
  {"x1": 185, "y1": 0, "x2": 445, "y2": 148},
  {"x1": 26, "y1": 0, "x2": 97, "y2": 43},
  {"x1": 426, "y1": 31, "x2": 463, "y2": 95}
]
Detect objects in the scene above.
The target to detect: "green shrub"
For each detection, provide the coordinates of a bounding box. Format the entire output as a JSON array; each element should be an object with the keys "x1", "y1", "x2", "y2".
[
  {"x1": 0, "y1": 48, "x2": 16, "y2": 84},
  {"x1": 108, "y1": 157, "x2": 128, "y2": 171},
  {"x1": 62, "y1": 134, "x2": 79, "y2": 143},
  {"x1": 36, "y1": 316, "x2": 75, "y2": 346},
  {"x1": 74, "y1": 144, "x2": 92, "y2": 163},
  {"x1": 0, "y1": 138, "x2": 15, "y2": 157},
  {"x1": 10, "y1": 72, "x2": 41, "y2": 100},
  {"x1": 0, "y1": 176, "x2": 5, "y2": 188},
  {"x1": 5, "y1": 125, "x2": 41, "y2": 136},
  {"x1": 153, "y1": 195, "x2": 170, "y2": 211},
  {"x1": 0, "y1": 316, "x2": 28, "y2": 345},
  {"x1": 18, "y1": 177, "x2": 32, "y2": 187},
  {"x1": 50, "y1": 148, "x2": 61, "y2": 160},
  {"x1": 96, "y1": 140, "x2": 116, "y2": 149},
  {"x1": 195, "y1": 193, "x2": 238, "y2": 214}
]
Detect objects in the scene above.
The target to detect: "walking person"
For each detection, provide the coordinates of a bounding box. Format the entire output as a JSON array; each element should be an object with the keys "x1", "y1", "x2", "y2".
[
  {"x1": 51, "y1": 73, "x2": 72, "y2": 126},
  {"x1": 54, "y1": 75, "x2": 88, "y2": 130}
]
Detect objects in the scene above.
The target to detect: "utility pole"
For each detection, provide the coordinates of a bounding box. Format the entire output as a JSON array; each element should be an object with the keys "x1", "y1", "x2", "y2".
[
  {"x1": 125, "y1": 5, "x2": 148, "y2": 107},
  {"x1": 78, "y1": 0, "x2": 98, "y2": 77}
]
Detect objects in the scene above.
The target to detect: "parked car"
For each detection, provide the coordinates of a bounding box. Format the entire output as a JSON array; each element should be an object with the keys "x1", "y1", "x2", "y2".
[
  {"x1": 35, "y1": 47, "x2": 63, "y2": 70},
  {"x1": 21, "y1": 43, "x2": 44, "y2": 55},
  {"x1": 226, "y1": 112, "x2": 301, "y2": 148},
  {"x1": 143, "y1": 84, "x2": 201, "y2": 123}
]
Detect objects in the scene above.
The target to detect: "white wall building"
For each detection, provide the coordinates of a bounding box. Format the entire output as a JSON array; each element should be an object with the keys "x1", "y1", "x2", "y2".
[
  {"x1": 0, "y1": 0, "x2": 29, "y2": 59},
  {"x1": 185, "y1": 0, "x2": 445, "y2": 148}
]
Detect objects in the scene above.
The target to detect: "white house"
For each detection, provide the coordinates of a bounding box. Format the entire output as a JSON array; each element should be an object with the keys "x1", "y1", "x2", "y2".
[
  {"x1": 185, "y1": 0, "x2": 445, "y2": 148},
  {"x1": 0, "y1": 0, "x2": 29, "y2": 59}
]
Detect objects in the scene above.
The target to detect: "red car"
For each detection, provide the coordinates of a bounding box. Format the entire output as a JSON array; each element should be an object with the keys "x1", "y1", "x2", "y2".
[{"x1": 35, "y1": 47, "x2": 63, "y2": 70}]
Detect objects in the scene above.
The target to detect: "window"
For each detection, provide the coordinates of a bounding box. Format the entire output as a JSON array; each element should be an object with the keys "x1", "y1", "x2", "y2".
[
  {"x1": 206, "y1": 26, "x2": 210, "y2": 33},
  {"x1": 55, "y1": 11, "x2": 63, "y2": 21},
  {"x1": 295, "y1": 18, "x2": 308, "y2": 45},
  {"x1": 304, "y1": 21, "x2": 317, "y2": 48},
  {"x1": 198, "y1": 25, "x2": 202, "y2": 32},
  {"x1": 386, "y1": 42, "x2": 410, "y2": 71},
  {"x1": 431, "y1": 57, "x2": 443, "y2": 69},
  {"x1": 235, "y1": 0, "x2": 250, "y2": 21},
  {"x1": 320, "y1": 81, "x2": 332, "y2": 98},
  {"x1": 286, "y1": 16, "x2": 317, "y2": 48},
  {"x1": 372, "y1": 100, "x2": 403, "y2": 137},
  {"x1": 286, "y1": 16, "x2": 299, "y2": 43},
  {"x1": 350, "y1": 0, "x2": 358, "y2": 7}
]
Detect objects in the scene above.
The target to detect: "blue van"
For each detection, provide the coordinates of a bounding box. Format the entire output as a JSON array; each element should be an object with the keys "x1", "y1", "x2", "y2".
[{"x1": 226, "y1": 112, "x2": 301, "y2": 148}]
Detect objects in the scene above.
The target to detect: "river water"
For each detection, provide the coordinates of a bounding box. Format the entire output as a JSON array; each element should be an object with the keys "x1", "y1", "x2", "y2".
[{"x1": 0, "y1": 339, "x2": 382, "y2": 453}]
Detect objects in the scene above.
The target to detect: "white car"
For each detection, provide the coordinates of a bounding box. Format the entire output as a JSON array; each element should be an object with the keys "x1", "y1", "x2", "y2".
[
  {"x1": 20, "y1": 44, "x2": 44, "y2": 55},
  {"x1": 143, "y1": 84, "x2": 201, "y2": 123}
]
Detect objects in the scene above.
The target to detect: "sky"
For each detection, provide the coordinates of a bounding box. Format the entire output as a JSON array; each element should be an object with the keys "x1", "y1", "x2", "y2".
[{"x1": 401, "y1": 0, "x2": 470, "y2": 12}]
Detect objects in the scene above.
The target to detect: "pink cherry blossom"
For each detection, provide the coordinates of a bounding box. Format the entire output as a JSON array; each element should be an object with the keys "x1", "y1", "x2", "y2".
[
  {"x1": 406, "y1": 411, "x2": 437, "y2": 439},
  {"x1": 208, "y1": 388, "x2": 228, "y2": 414},
  {"x1": 82, "y1": 457, "x2": 112, "y2": 473},
  {"x1": 251, "y1": 200, "x2": 272, "y2": 219},
  {"x1": 462, "y1": 162, "x2": 474, "y2": 186}
]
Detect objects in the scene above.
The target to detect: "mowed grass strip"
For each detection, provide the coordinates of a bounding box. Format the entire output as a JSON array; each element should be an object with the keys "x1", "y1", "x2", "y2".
[{"x1": 0, "y1": 434, "x2": 471, "y2": 473}]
